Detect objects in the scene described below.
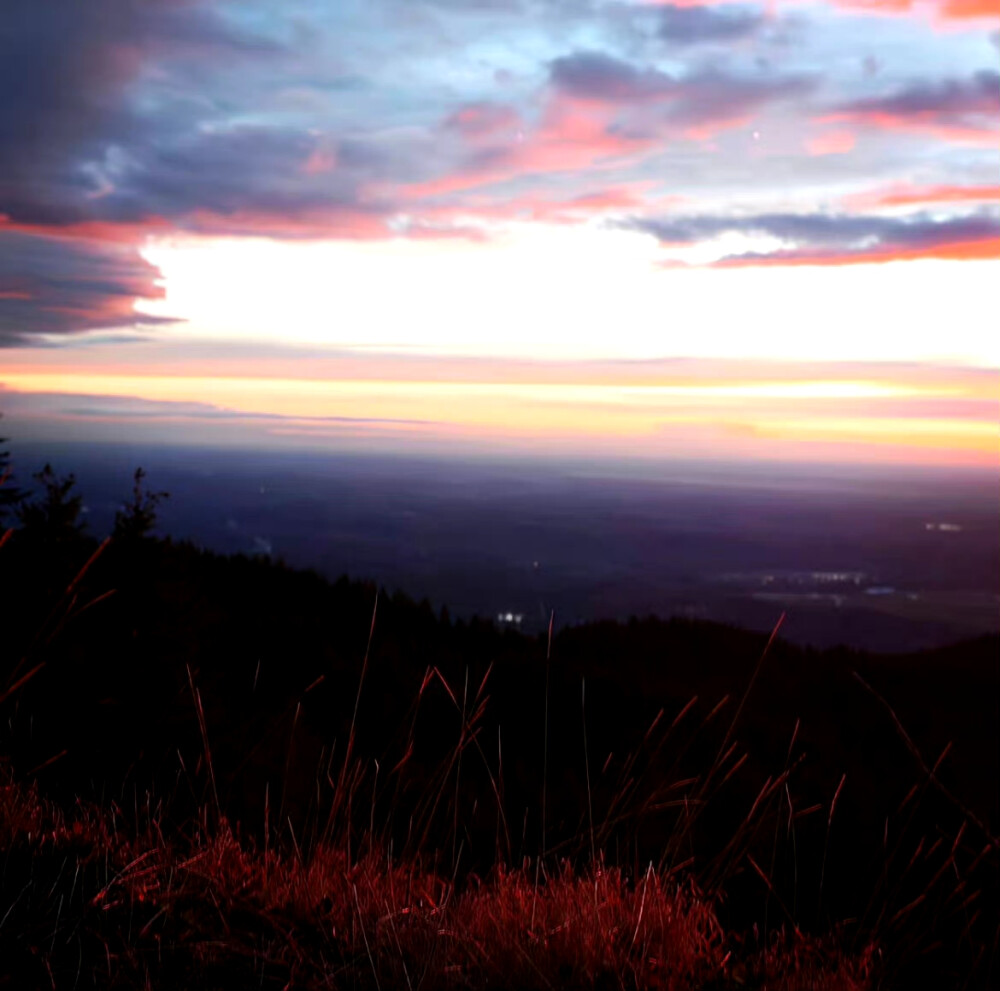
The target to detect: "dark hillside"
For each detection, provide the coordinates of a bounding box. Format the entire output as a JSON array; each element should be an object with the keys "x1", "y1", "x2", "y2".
[{"x1": 1, "y1": 524, "x2": 997, "y2": 987}]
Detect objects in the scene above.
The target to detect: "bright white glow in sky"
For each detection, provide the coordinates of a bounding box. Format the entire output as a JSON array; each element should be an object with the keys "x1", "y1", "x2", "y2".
[{"x1": 139, "y1": 229, "x2": 1000, "y2": 366}]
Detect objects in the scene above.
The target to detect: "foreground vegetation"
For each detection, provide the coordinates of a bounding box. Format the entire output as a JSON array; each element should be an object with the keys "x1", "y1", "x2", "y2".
[
  {"x1": 0, "y1": 457, "x2": 996, "y2": 988},
  {"x1": 2, "y1": 765, "x2": 879, "y2": 990}
]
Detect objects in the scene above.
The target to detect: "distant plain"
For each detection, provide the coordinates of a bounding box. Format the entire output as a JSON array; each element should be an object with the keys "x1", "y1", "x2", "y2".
[{"x1": 19, "y1": 440, "x2": 998, "y2": 653}]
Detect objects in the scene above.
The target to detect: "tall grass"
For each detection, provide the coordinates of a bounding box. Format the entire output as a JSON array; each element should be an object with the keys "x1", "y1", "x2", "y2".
[
  {"x1": 2, "y1": 524, "x2": 992, "y2": 989},
  {"x1": 0, "y1": 763, "x2": 873, "y2": 989}
]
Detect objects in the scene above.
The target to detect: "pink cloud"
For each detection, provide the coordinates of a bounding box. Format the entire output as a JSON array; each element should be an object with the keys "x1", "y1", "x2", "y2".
[
  {"x1": 521, "y1": 96, "x2": 657, "y2": 170},
  {"x1": 0, "y1": 214, "x2": 177, "y2": 245},
  {"x1": 2, "y1": 208, "x2": 391, "y2": 245},
  {"x1": 389, "y1": 220, "x2": 490, "y2": 242},
  {"x1": 844, "y1": 182, "x2": 1000, "y2": 208},
  {"x1": 444, "y1": 103, "x2": 522, "y2": 141},
  {"x1": 0, "y1": 225, "x2": 173, "y2": 342},
  {"x1": 644, "y1": 0, "x2": 998, "y2": 21},
  {"x1": 820, "y1": 70, "x2": 1000, "y2": 146},
  {"x1": 938, "y1": 0, "x2": 1000, "y2": 17},
  {"x1": 683, "y1": 115, "x2": 753, "y2": 141},
  {"x1": 408, "y1": 182, "x2": 672, "y2": 231},
  {"x1": 402, "y1": 96, "x2": 656, "y2": 202},
  {"x1": 822, "y1": 0, "x2": 999, "y2": 21},
  {"x1": 806, "y1": 129, "x2": 856, "y2": 155},
  {"x1": 821, "y1": 110, "x2": 999, "y2": 145}
]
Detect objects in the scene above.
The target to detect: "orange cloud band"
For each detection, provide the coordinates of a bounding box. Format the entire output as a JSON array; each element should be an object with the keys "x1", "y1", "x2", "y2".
[{"x1": 715, "y1": 237, "x2": 1000, "y2": 267}]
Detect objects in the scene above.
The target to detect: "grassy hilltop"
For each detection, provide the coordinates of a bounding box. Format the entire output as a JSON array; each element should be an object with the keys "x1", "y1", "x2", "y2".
[{"x1": 0, "y1": 467, "x2": 997, "y2": 989}]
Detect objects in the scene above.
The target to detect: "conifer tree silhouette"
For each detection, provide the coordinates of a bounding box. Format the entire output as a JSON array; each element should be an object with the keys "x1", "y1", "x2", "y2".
[
  {"x1": 0, "y1": 421, "x2": 25, "y2": 526},
  {"x1": 113, "y1": 467, "x2": 168, "y2": 541},
  {"x1": 16, "y1": 464, "x2": 86, "y2": 544}
]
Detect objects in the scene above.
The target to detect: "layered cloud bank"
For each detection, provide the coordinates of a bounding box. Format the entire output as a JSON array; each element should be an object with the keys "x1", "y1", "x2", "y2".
[
  {"x1": 0, "y1": 1, "x2": 997, "y2": 464},
  {"x1": 3, "y1": 340, "x2": 998, "y2": 467}
]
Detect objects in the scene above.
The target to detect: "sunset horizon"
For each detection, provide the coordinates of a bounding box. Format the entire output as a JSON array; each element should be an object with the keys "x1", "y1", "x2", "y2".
[{"x1": 2, "y1": 0, "x2": 998, "y2": 470}]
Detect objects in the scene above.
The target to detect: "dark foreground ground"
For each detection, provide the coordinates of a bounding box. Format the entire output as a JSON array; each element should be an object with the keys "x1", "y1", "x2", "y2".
[{"x1": 1, "y1": 508, "x2": 997, "y2": 988}]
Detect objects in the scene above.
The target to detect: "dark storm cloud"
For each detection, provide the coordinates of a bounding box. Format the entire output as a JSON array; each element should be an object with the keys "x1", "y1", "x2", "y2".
[
  {"x1": 108, "y1": 127, "x2": 382, "y2": 226},
  {"x1": 0, "y1": 1, "x2": 422, "y2": 238},
  {"x1": 621, "y1": 209, "x2": 1000, "y2": 263},
  {"x1": 657, "y1": 4, "x2": 764, "y2": 45},
  {"x1": 0, "y1": 1, "x2": 390, "y2": 337},
  {"x1": 0, "y1": 0, "x2": 286, "y2": 227},
  {"x1": 0, "y1": 231, "x2": 174, "y2": 345}
]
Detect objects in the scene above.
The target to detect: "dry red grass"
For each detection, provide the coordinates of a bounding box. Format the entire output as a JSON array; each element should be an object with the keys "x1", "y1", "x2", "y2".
[{"x1": 0, "y1": 763, "x2": 872, "y2": 990}]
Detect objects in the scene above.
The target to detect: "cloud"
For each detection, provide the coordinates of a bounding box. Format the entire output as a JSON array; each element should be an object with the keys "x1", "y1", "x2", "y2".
[
  {"x1": 548, "y1": 51, "x2": 813, "y2": 131},
  {"x1": 549, "y1": 51, "x2": 676, "y2": 103},
  {"x1": 844, "y1": 183, "x2": 1000, "y2": 209},
  {"x1": 404, "y1": 183, "x2": 665, "y2": 230},
  {"x1": 399, "y1": 95, "x2": 658, "y2": 202},
  {"x1": 0, "y1": 1, "x2": 347, "y2": 337},
  {"x1": 444, "y1": 102, "x2": 523, "y2": 139},
  {"x1": 663, "y1": 70, "x2": 815, "y2": 134},
  {"x1": 623, "y1": 208, "x2": 1000, "y2": 265},
  {"x1": 0, "y1": 0, "x2": 288, "y2": 228},
  {"x1": 940, "y1": 0, "x2": 1000, "y2": 17},
  {"x1": 0, "y1": 0, "x2": 408, "y2": 248},
  {"x1": 806, "y1": 130, "x2": 856, "y2": 155},
  {"x1": 400, "y1": 54, "x2": 812, "y2": 206},
  {"x1": 11, "y1": 9, "x2": 801, "y2": 250},
  {"x1": 0, "y1": 0, "x2": 449, "y2": 247},
  {"x1": 842, "y1": 70, "x2": 998, "y2": 117},
  {"x1": 927, "y1": 0, "x2": 998, "y2": 17},
  {"x1": 3, "y1": 116, "x2": 397, "y2": 241},
  {"x1": 657, "y1": 4, "x2": 764, "y2": 44},
  {"x1": 828, "y1": 0, "x2": 999, "y2": 20},
  {"x1": 0, "y1": 229, "x2": 175, "y2": 345},
  {"x1": 824, "y1": 70, "x2": 1000, "y2": 144},
  {"x1": 44, "y1": 392, "x2": 435, "y2": 427},
  {"x1": 1, "y1": 0, "x2": 996, "y2": 344},
  {"x1": 93, "y1": 126, "x2": 395, "y2": 232},
  {"x1": 377, "y1": 49, "x2": 804, "y2": 209}
]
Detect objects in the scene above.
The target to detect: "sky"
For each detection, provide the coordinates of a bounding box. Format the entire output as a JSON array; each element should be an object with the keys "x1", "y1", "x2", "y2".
[{"x1": 1, "y1": 0, "x2": 998, "y2": 468}]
